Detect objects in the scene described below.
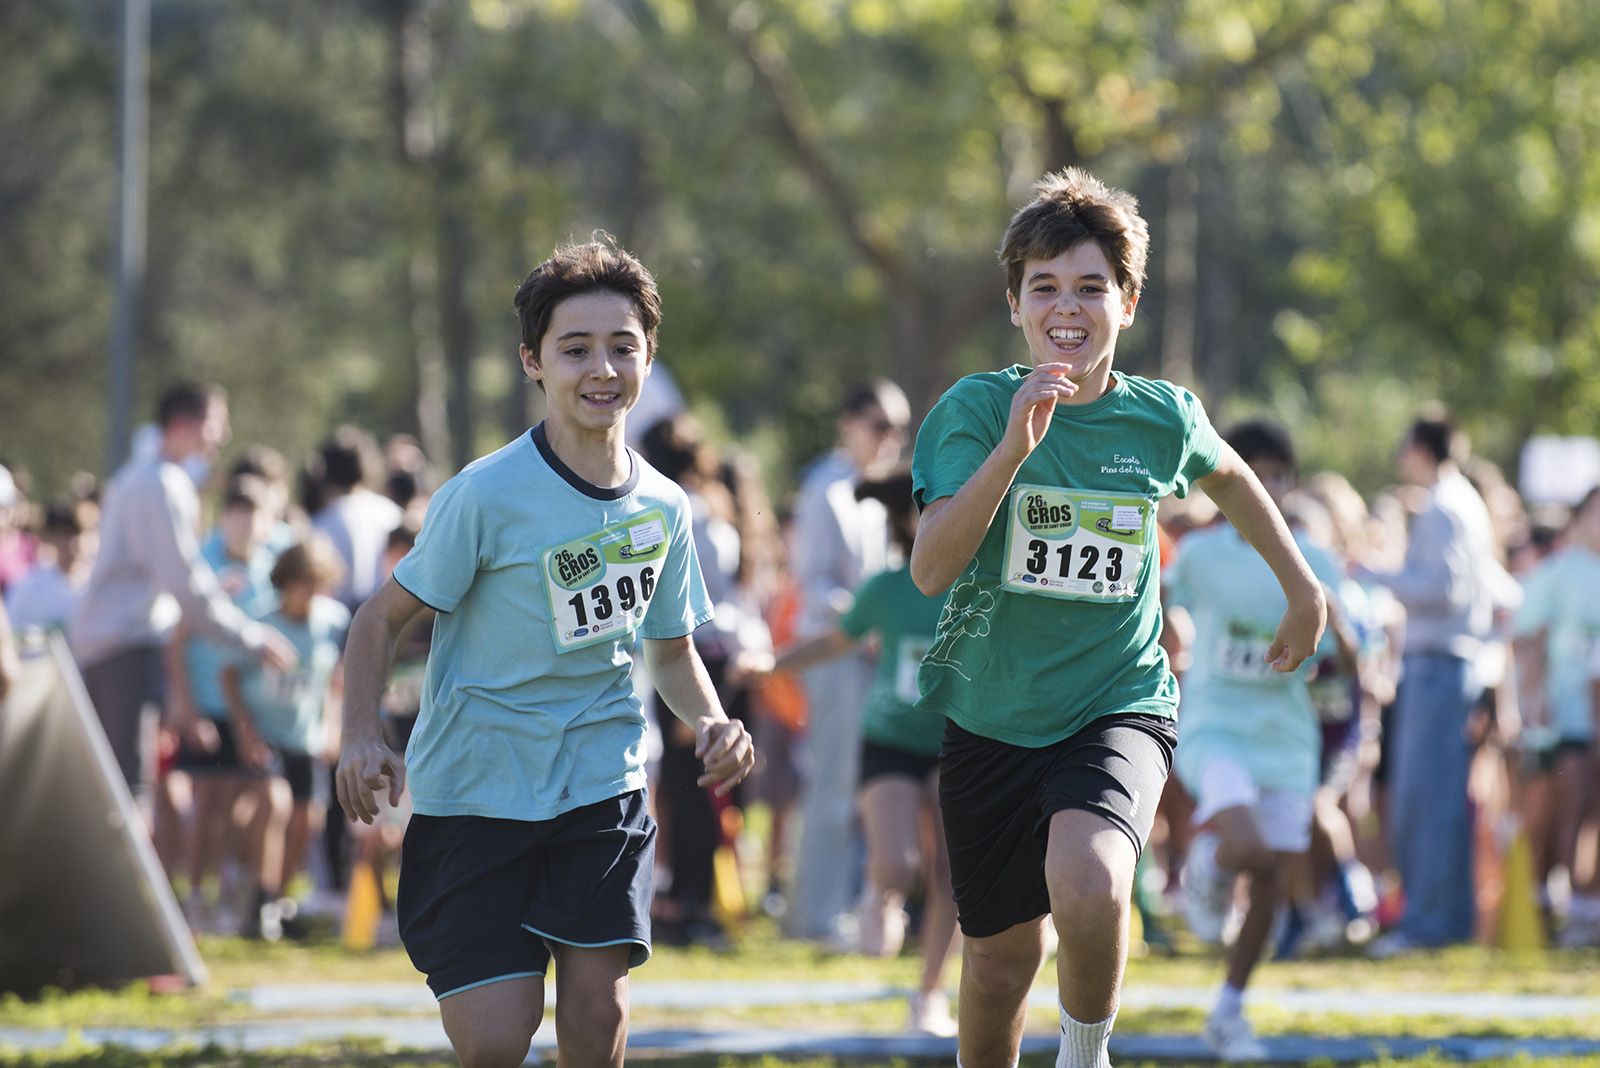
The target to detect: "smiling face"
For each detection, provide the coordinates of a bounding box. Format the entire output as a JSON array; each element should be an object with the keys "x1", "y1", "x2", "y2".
[
  {"x1": 520, "y1": 289, "x2": 652, "y2": 437},
  {"x1": 1006, "y1": 240, "x2": 1138, "y2": 401}
]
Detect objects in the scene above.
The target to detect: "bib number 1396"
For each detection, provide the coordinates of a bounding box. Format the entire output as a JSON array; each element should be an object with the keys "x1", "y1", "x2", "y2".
[{"x1": 544, "y1": 510, "x2": 669, "y2": 652}]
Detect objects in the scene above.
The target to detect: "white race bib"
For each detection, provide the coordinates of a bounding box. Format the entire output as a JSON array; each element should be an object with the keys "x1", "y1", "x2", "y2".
[
  {"x1": 1001, "y1": 485, "x2": 1152, "y2": 602},
  {"x1": 543, "y1": 510, "x2": 669, "y2": 653},
  {"x1": 1214, "y1": 621, "x2": 1278, "y2": 681},
  {"x1": 894, "y1": 635, "x2": 934, "y2": 703}
]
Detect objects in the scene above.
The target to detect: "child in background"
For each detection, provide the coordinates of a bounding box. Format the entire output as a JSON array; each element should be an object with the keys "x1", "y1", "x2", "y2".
[
  {"x1": 4, "y1": 499, "x2": 96, "y2": 638},
  {"x1": 223, "y1": 536, "x2": 350, "y2": 939},
  {"x1": 769, "y1": 473, "x2": 959, "y2": 1037},
  {"x1": 164, "y1": 477, "x2": 278, "y2": 928}
]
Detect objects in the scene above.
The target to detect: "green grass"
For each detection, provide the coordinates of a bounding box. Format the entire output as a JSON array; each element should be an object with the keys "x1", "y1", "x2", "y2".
[{"x1": 4, "y1": 921, "x2": 1600, "y2": 1065}]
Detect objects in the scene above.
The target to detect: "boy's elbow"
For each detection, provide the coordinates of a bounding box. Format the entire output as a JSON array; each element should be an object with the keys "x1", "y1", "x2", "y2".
[{"x1": 909, "y1": 556, "x2": 949, "y2": 598}]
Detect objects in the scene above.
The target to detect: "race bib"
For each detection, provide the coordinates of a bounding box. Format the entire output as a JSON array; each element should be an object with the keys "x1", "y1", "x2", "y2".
[
  {"x1": 1001, "y1": 485, "x2": 1151, "y2": 602},
  {"x1": 894, "y1": 635, "x2": 933, "y2": 703},
  {"x1": 543, "y1": 510, "x2": 669, "y2": 652},
  {"x1": 1214, "y1": 620, "x2": 1278, "y2": 681}
]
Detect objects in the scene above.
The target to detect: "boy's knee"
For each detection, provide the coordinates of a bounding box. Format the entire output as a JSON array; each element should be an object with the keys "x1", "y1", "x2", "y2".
[
  {"x1": 555, "y1": 993, "x2": 625, "y2": 1058},
  {"x1": 452, "y1": 1023, "x2": 536, "y2": 1068},
  {"x1": 1045, "y1": 854, "x2": 1128, "y2": 925},
  {"x1": 873, "y1": 852, "x2": 920, "y2": 894},
  {"x1": 963, "y1": 935, "x2": 1042, "y2": 1001}
]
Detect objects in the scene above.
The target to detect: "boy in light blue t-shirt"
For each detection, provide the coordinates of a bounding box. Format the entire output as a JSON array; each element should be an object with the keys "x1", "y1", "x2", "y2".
[
  {"x1": 334, "y1": 237, "x2": 754, "y2": 1068},
  {"x1": 1164, "y1": 420, "x2": 1353, "y2": 1059}
]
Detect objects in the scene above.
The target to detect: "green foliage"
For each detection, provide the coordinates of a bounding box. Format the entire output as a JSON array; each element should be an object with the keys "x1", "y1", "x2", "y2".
[{"x1": 1, "y1": 0, "x2": 1596, "y2": 501}]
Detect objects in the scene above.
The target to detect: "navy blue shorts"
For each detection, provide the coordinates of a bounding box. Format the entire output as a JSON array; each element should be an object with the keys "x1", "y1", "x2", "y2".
[
  {"x1": 938, "y1": 713, "x2": 1176, "y2": 939},
  {"x1": 171, "y1": 717, "x2": 241, "y2": 773},
  {"x1": 859, "y1": 739, "x2": 940, "y2": 787},
  {"x1": 398, "y1": 790, "x2": 656, "y2": 999}
]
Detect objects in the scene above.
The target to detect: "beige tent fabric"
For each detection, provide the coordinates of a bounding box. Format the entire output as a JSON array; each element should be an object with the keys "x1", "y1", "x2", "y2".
[{"x1": 0, "y1": 634, "x2": 205, "y2": 994}]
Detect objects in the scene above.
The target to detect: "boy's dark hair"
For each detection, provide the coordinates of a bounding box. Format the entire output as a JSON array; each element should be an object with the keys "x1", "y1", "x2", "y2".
[
  {"x1": 270, "y1": 536, "x2": 344, "y2": 592},
  {"x1": 229, "y1": 444, "x2": 288, "y2": 487},
  {"x1": 319, "y1": 426, "x2": 382, "y2": 492},
  {"x1": 156, "y1": 382, "x2": 225, "y2": 428},
  {"x1": 1405, "y1": 406, "x2": 1462, "y2": 465},
  {"x1": 1225, "y1": 419, "x2": 1297, "y2": 471},
  {"x1": 386, "y1": 518, "x2": 421, "y2": 555},
  {"x1": 222, "y1": 475, "x2": 271, "y2": 513},
  {"x1": 1000, "y1": 168, "x2": 1150, "y2": 300},
  {"x1": 856, "y1": 472, "x2": 917, "y2": 556},
  {"x1": 514, "y1": 233, "x2": 661, "y2": 357}
]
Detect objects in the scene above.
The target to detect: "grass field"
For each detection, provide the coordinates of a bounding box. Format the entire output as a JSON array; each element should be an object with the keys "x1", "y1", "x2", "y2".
[{"x1": 3, "y1": 922, "x2": 1599, "y2": 1066}]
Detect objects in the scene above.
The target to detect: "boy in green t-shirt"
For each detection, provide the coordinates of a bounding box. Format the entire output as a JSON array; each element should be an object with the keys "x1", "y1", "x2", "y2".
[{"x1": 909, "y1": 168, "x2": 1326, "y2": 1068}]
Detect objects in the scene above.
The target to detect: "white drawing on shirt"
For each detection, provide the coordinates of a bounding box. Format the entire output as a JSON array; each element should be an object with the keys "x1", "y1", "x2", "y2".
[{"x1": 923, "y1": 567, "x2": 995, "y2": 682}]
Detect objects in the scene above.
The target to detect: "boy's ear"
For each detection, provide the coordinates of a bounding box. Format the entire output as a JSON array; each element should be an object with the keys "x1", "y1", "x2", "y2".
[
  {"x1": 1006, "y1": 288, "x2": 1021, "y2": 326},
  {"x1": 519, "y1": 343, "x2": 542, "y2": 382},
  {"x1": 1120, "y1": 292, "x2": 1140, "y2": 328}
]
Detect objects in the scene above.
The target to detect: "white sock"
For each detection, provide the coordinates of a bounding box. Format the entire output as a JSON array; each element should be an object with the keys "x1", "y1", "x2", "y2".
[
  {"x1": 1056, "y1": 1003, "x2": 1117, "y2": 1068},
  {"x1": 1213, "y1": 982, "x2": 1245, "y2": 1020}
]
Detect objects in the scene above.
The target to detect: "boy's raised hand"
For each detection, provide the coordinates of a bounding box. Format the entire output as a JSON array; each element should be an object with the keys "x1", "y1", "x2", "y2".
[
  {"x1": 694, "y1": 716, "x2": 755, "y2": 796},
  {"x1": 1265, "y1": 589, "x2": 1327, "y2": 673},
  {"x1": 337, "y1": 735, "x2": 406, "y2": 824},
  {"x1": 1002, "y1": 363, "x2": 1078, "y2": 463}
]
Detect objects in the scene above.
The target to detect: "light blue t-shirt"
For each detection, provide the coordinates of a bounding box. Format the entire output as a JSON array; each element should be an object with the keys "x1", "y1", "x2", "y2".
[
  {"x1": 234, "y1": 595, "x2": 350, "y2": 754},
  {"x1": 393, "y1": 425, "x2": 713, "y2": 822},
  {"x1": 187, "y1": 534, "x2": 278, "y2": 719},
  {"x1": 1512, "y1": 546, "x2": 1600, "y2": 742},
  {"x1": 1166, "y1": 524, "x2": 1344, "y2": 795}
]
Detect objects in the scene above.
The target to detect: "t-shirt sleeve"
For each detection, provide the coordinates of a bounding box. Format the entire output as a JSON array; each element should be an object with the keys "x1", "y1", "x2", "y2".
[
  {"x1": 641, "y1": 490, "x2": 715, "y2": 640},
  {"x1": 913, "y1": 388, "x2": 1003, "y2": 510},
  {"x1": 391, "y1": 475, "x2": 484, "y2": 613},
  {"x1": 1172, "y1": 387, "x2": 1224, "y2": 498}
]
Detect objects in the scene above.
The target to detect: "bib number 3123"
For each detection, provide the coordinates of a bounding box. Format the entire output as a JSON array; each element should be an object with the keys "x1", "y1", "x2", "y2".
[
  {"x1": 1001, "y1": 485, "x2": 1151, "y2": 603},
  {"x1": 543, "y1": 510, "x2": 669, "y2": 652}
]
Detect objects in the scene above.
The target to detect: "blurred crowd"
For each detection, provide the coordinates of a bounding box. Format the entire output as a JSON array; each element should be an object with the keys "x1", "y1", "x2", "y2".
[{"x1": 2, "y1": 378, "x2": 1599, "y2": 1002}]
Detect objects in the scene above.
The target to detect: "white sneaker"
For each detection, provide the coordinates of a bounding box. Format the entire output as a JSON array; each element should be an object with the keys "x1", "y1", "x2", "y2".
[
  {"x1": 1204, "y1": 1010, "x2": 1268, "y2": 1062},
  {"x1": 1182, "y1": 833, "x2": 1234, "y2": 944},
  {"x1": 907, "y1": 989, "x2": 957, "y2": 1037}
]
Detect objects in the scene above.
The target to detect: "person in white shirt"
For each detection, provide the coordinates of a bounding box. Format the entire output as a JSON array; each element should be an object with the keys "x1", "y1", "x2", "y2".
[
  {"x1": 311, "y1": 426, "x2": 405, "y2": 612},
  {"x1": 6, "y1": 500, "x2": 97, "y2": 639}
]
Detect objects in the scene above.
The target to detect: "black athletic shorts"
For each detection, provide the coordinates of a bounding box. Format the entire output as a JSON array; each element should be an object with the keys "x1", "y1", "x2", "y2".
[
  {"x1": 262, "y1": 746, "x2": 315, "y2": 803},
  {"x1": 938, "y1": 713, "x2": 1176, "y2": 939},
  {"x1": 859, "y1": 739, "x2": 940, "y2": 788},
  {"x1": 398, "y1": 790, "x2": 656, "y2": 999},
  {"x1": 171, "y1": 717, "x2": 241, "y2": 773}
]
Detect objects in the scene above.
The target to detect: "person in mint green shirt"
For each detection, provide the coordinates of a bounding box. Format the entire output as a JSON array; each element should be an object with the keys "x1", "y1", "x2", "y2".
[
  {"x1": 909, "y1": 168, "x2": 1326, "y2": 1068},
  {"x1": 1163, "y1": 420, "x2": 1354, "y2": 1060},
  {"x1": 770, "y1": 473, "x2": 957, "y2": 1037},
  {"x1": 222, "y1": 535, "x2": 350, "y2": 939},
  {"x1": 333, "y1": 237, "x2": 754, "y2": 1068},
  {"x1": 1513, "y1": 485, "x2": 1600, "y2": 945}
]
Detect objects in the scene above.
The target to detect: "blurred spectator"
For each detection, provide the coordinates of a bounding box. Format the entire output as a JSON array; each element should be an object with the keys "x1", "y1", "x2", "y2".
[
  {"x1": 786, "y1": 379, "x2": 910, "y2": 941},
  {"x1": 1362, "y1": 407, "x2": 1516, "y2": 955},
  {"x1": 381, "y1": 433, "x2": 435, "y2": 516},
  {"x1": 222, "y1": 536, "x2": 350, "y2": 940},
  {"x1": 71, "y1": 383, "x2": 296, "y2": 799},
  {"x1": 1511, "y1": 485, "x2": 1600, "y2": 947},
  {"x1": 640, "y1": 413, "x2": 770, "y2": 946},
  {"x1": 0, "y1": 461, "x2": 37, "y2": 595},
  {"x1": 4, "y1": 500, "x2": 97, "y2": 638},
  {"x1": 0, "y1": 598, "x2": 19, "y2": 707},
  {"x1": 227, "y1": 444, "x2": 302, "y2": 552},
  {"x1": 312, "y1": 426, "x2": 404, "y2": 611}
]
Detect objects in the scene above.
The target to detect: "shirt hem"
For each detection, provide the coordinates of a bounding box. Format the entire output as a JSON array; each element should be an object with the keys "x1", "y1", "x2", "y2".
[
  {"x1": 932, "y1": 699, "x2": 1176, "y2": 749},
  {"x1": 410, "y1": 776, "x2": 647, "y2": 822}
]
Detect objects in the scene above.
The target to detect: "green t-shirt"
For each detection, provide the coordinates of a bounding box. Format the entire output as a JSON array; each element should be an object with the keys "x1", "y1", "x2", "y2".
[
  {"x1": 838, "y1": 566, "x2": 946, "y2": 757},
  {"x1": 911, "y1": 368, "x2": 1222, "y2": 747}
]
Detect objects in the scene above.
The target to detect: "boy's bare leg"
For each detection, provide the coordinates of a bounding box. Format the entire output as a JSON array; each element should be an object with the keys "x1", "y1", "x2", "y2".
[
  {"x1": 439, "y1": 975, "x2": 544, "y2": 1068},
  {"x1": 957, "y1": 917, "x2": 1046, "y2": 1067},
  {"x1": 553, "y1": 943, "x2": 631, "y2": 1068},
  {"x1": 1046, "y1": 809, "x2": 1138, "y2": 1023},
  {"x1": 1206, "y1": 805, "x2": 1283, "y2": 991}
]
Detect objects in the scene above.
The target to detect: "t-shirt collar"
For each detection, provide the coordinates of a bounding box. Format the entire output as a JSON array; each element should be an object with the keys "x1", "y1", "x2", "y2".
[
  {"x1": 1012, "y1": 365, "x2": 1128, "y2": 415},
  {"x1": 528, "y1": 423, "x2": 639, "y2": 501}
]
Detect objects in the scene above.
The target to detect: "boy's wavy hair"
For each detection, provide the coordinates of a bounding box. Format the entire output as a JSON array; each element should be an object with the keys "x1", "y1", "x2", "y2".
[
  {"x1": 998, "y1": 168, "x2": 1149, "y2": 300},
  {"x1": 513, "y1": 231, "x2": 662, "y2": 357}
]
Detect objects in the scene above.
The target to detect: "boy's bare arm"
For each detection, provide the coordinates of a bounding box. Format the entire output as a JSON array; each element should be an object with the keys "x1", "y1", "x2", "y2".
[
  {"x1": 1196, "y1": 446, "x2": 1327, "y2": 671},
  {"x1": 911, "y1": 365, "x2": 1079, "y2": 596},
  {"x1": 336, "y1": 578, "x2": 429, "y2": 823},
  {"x1": 643, "y1": 635, "x2": 755, "y2": 796}
]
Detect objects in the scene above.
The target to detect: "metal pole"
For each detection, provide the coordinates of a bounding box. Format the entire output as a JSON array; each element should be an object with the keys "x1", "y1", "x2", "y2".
[{"x1": 107, "y1": 0, "x2": 150, "y2": 473}]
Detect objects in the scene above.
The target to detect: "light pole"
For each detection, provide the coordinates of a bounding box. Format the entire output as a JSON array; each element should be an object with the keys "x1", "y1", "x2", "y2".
[{"x1": 107, "y1": 0, "x2": 150, "y2": 472}]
